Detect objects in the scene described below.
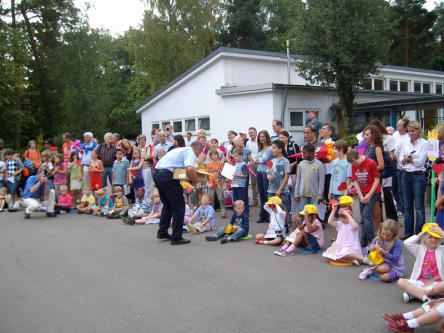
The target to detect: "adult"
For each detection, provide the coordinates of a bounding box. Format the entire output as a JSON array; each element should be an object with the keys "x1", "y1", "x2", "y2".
[
  {"x1": 164, "y1": 124, "x2": 175, "y2": 144},
  {"x1": 255, "y1": 130, "x2": 273, "y2": 223},
  {"x1": 137, "y1": 134, "x2": 153, "y2": 201},
  {"x1": 271, "y1": 120, "x2": 295, "y2": 144},
  {"x1": 239, "y1": 130, "x2": 249, "y2": 147},
  {"x1": 153, "y1": 141, "x2": 204, "y2": 244},
  {"x1": 96, "y1": 132, "x2": 117, "y2": 188},
  {"x1": 399, "y1": 121, "x2": 428, "y2": 239},
  {"x1": 80, "y1": 132, "x2": 98, "y2": 187},
  {"x1": 22, "y1": 168, "x2": 56, "y2": 219},
  {"x1": 246, "y1": 127, "x2": 259, "y2": 206},
  {"x1": 302, "y1": 125, "x2": 323, "y2": 149},
  {"x1": 43, "y1": 139, "x2": 58, "y2": 159},
  {"x1": 112, "y1": 133, "x2": 120, "y2": 146},
  {"x1": 393, "y1": 118, "x2": 410, "y2": 218},
  {"x1": 153, "y1": 131, "x2": 173, "y2": 163},
  {"x1": 119, "y1": 139, "x2": 134, "y2": 161},
  {"x1": 185, "y1": 132, "x2": 193, "y2": 147},
  {"x1": 62, "y1": 133, "x2": 73, "y2": 163},
  {"x1": 167, "y1": 134, "x2": 186, "y2": 152},
  {"x1": 279, "y1": 130, "x2": 300, "y2": 216},
  {"x1": 306, "y1": 110, "x2": 323, "y2": 138},
  {"x1": 0, "y1": 138, "x2": 5, "y2": 161},
  {"x1": 224, "y1": 130, "x2": 237, "y2": 157},
  {"x1": 207, "y1": 138, "x2": 225, "y2": 163}
]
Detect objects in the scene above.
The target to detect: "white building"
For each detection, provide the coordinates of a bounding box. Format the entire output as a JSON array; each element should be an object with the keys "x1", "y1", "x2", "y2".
[{"x1": 135, "y1": 47, "x2": 444, "y2": 144}]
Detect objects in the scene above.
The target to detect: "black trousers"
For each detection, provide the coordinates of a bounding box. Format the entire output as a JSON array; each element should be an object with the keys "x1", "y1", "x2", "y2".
[{"x1": 153, "y1": 170, "x2": 185, "y2": 241}]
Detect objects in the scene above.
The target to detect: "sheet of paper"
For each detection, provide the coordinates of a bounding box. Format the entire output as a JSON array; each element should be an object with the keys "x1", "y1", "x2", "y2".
[
  {"x1": 221, "y1": 163, "x2": 235, "y2": 180},
  {"x1": 7, "y1": 176, "x2": 15, "y2": 183}
]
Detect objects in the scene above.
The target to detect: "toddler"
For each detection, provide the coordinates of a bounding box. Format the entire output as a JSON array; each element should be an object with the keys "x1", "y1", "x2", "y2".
[
  {"x1": 77, "y1": 186, "x2": 95, "y2": 214},
  {"x1": 275, "y1": 204, "x2": 324, "y2": 256},
  {"x1": 91, "y1": 189, "x2": 113, "y2": 216},
  {"x1": 54, "y1": 185, "x2": 72, "y2": 214},
  {"x1": 186, "y1": 193, "x2": 216, "y2": 234},
  {"x1": 135, "y1": 193, "x2": 163, "y2": 224},
  {"x1": 122, "y1": 187, "x2": 150, "y2": 225},
  {"x1": 255, "y1": 196, "x2": 286, "y2": 245},
  {"x1": 206, "y1": 200, "x2": 249, "y2": 244},
  {"x1": 107, "y1": 186, "x2": 129, "y2": 219},
  {"x1": 359, "y1": 219, "x2": 405, "y2": 282},
  {"x1": 0, "y1": 187, "x2": 11, "y2": 211}
]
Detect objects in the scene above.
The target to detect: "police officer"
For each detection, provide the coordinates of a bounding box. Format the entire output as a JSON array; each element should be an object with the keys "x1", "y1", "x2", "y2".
[{"x1": 153, "y1": 141, "x2": 204, "y2": 245}]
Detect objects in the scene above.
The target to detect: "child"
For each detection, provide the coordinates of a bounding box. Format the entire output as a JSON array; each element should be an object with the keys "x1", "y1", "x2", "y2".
[
  {"x1": 231, "y1": 148, "x2": 248, "y2": 210},
  {"x1": 135, "y1": 192, "x2": 163, "y2": 224},
  {"x1": 0, "y1": 187, "x2": 11, "y2": 212},
  {"x1": 53, "y1": 153, "x2": 67, "y2": 197},
  {"x1": 255, "y1": 196, "x2": 286, "y2": 245},
  {"x1": 91, "y1": 188, "x2": 113, "y2": 216},
  {"x1": 89, "y1": 150, "x2": 103, "y2": 191},
  {"x1": 323, "y1": 203, "x2": 369, "y2": 265},
  {"x1": 275, "y1": 204, "x2": 324, "y2": 256},
  {"x1": 184, "y1": 196, "x2": 193, "y2": 226},
  {"x1": 4, "y1": 149, "x2": 23, "y2": 207},
  {"x1": 206, "y1": 149, "x2": 226, "y2": 218},
  {"x1": 122, "y1": 187, "x2": 150, "y2": 225},
  {"x1": 24, "y1": 140, "x2": 41, "y2": 169},
  {"x1": 77, "y1": 186, "x2": 95, "y2": 214},
  {"x1": 206, "y1": 200, "x2": 249, "y2": 243},
  {"x1": 397, "y1": 223, "x2": 444, "y2": 303},
  {"x1": 0, "y1": 158, "x2": 5, "y2": 188},
  {"x1": 359, "y1": 219, "x2": 405, "y2": 282},
  {"x1": 267, "y1": 141, "x2": 291, "y2": 214},
  {"x1": 328, "y1": 139, "x2": 352, "y2": 201},
  {"x1": 128, "y1": 147, "x2": 144, "y2": 200},
  {"x1": 67, "y1": 151, "x2": 83, "y2": 207},
  {"x1": 186, "y1": 193, "x2": 216, "y2": 234},
  {"x1": 347, "y1": 149, "x2": 381, "y2": 247},
  {"x1": 40, "y1": 151, "x2": 54, "y2": 177},
  {"x1": 112, "y1": 149, "x2": 129, "y2": 189},
  {"x1": 294, "y1": 144, "x2": 324, "y2": 212},
  {"x1": 54, "y1": 185, "x2": 72, "y2": 214},
  {"x1": 107, "y1": 186, "x2": 129, "y2": 219}
]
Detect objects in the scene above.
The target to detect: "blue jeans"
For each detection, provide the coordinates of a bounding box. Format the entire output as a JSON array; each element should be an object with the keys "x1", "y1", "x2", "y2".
[
  {"x1": 232, "y1": 186, "x2": 248, "y2": 213},
  {"x1": 359, "y1": 192, "x2": 381, "y2": 245},
  {"x1": 393, "y1": 169, "x2": 404, "y2": 214},
  {"x1": 102, "y1": 166, "x2": 113, "y2": 188},
  {"x1": 256, "y1": 171, "x2": 270, "y2": 222},
  {"x1": 402, "y1": 172, "x2": 426, "y2": 236},
  {"x1": 298, "y1": 196, "x2": 316, "y2": 213},
  {"x1": 214, "y1": 226, "x2": 248, "y2": 241}
]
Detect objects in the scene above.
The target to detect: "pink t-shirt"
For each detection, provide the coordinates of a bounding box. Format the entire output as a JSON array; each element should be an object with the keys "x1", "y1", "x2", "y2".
[
  {"x1": 54, "y1": 163, "x2": 67, "y2": 185},
  {"x1": 57, "y1": 193, "x2": 72, "y2": 208},
  {"x1": 418, "y1": 251, "x2": 442, "y2": 283},
  {"x1": 303, "y1": 218, "x2": 324, "y2": 248}
]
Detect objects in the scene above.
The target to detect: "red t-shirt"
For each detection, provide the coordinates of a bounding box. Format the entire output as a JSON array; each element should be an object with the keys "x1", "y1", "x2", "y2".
[
  {"x1": 351, "y1": 157, "x2": 381, "y2": 195},
  {"x1": 62, "y1": 142, "x2": 73, "y2": 163}
]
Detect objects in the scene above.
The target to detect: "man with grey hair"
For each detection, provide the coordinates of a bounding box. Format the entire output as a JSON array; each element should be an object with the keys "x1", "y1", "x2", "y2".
[
  {"x1": 112, "y1": 133, "x2": 120, "y2": 146},
  {"x1": 96, "y1": 132, "x2": 117, "y2": 189},
  {"x1": 153, "y1": 131, "x2": 173, "y2": 163},
  {"x1": 80, "y1": 132, "x2": 98, "y2": 187}
]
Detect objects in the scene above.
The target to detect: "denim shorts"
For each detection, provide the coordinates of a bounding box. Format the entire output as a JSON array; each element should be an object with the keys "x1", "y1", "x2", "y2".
[
  {"x1": 7, "y1": 179, "x2": 19, "y2": 196},
  {"x1": 306, "y1": 233, "x2": 321, "y2": 253}
]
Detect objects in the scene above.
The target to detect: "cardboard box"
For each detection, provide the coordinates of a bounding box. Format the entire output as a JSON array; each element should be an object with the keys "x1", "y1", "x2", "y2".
[{"x1": 173, "y1": 168, "x2": 208, "y2": 182}]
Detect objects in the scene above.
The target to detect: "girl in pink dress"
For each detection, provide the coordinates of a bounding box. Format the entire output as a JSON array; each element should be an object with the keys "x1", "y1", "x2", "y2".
[{"x1": 323, "y1": 203, "x2": 370, "y2": 265}]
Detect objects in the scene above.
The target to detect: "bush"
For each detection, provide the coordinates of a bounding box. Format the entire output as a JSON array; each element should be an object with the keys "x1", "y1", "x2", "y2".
[{"x1": 340, "y1": 134, "x2": 359, "y2": 148}]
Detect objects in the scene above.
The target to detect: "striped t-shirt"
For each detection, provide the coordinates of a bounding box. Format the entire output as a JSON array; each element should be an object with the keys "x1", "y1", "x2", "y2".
[{"x1": 231, "y1": 161, "x2": 247, "y2": 188}]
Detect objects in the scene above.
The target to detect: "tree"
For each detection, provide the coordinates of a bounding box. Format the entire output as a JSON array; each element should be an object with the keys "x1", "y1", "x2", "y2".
[
  {"x1": 294, "y1": 0, "x2": 391, "y2": 134},
  {"x1": 429, "y1": 2, "x2": 444, "y2": 71}
]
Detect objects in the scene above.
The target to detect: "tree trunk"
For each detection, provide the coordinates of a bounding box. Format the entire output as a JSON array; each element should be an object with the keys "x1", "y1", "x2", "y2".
[
  {"x1": 404, "y1": 24, "x2": 410, "y2": 67},
  {"x1": 338, "y1": 85, "x2": 356, "y2": 135},
  {"x1": 11, "y1": 0, "x2": 21, "y2": 150}
]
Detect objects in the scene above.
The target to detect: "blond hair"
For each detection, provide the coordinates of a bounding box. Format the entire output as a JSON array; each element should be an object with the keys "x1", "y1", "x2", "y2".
[
  {"x1": 233, "y1": 200, "x2": 245, "y2": 208},
  {"x1": 150, "y1": 191, "x2": 160, "y2": 200},
  {"x1": 113, "y1": 186, "x2": 123, "y2": 193},
  {"x1": 95, "y1": 189, "x2": 105, "y2": 196},
  {"x1": 374, "y1": 219, "x2": 399, "y2": 253}
]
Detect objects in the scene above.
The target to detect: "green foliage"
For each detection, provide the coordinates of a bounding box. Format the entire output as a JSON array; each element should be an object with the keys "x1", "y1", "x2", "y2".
[{"x1": 340, "y1": 134, "x2": 359, "y2": 148}]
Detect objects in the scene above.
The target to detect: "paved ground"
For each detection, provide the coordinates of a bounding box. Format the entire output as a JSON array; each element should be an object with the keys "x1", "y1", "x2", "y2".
[{"x1": 0, "y1": 203, "x2": 439, "y2": 333}]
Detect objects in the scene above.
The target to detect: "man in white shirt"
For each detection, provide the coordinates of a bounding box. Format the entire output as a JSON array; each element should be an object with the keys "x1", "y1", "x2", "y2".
[
  {"x1": 393, "y1": 118, "x2": 410, "y2": 218},
  {"x1": 246, "y1": 127, "x2": 259, "y2": 206}
]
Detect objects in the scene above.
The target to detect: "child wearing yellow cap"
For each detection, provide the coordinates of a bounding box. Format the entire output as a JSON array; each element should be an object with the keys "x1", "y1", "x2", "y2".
[{"x1": 255, "y1": 196, "x2": 286, "y2": 245}]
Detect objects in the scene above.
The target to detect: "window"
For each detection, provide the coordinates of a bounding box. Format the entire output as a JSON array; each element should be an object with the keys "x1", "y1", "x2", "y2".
[
  {"x1": 290, "y1": 111, "x2": 303, "y2": 127},
  {"x1": 414, "y1": 82, "x2": 421, "y2": 92},
  {"x1": 173, "y1": 121, "x2": 182, "y2": 133},
  {"x1": 152, "y1": 123, "x2": 159, "y2": 130},
  {"x1": 185, "y1": 119, "x2": 196, "y2": 132},
  {"x1": 400, "y1": 81, "x2": 408, "y2": 92},
  {"x1": 390, "y1": 80, "x2": 398, "y2": 91},
  {"x1": 362, "y1": 79, "x2": 372, "y2": 90},
  {"x1": 162, "y1": 121, "x2": 170, "y2": 129},
  {"x1": 374, "y1": 79, "x2": 383, "y2": 90},
  {"x1": 423, "y1": 83, "x2": 431, "y2": 93},
  {"x1": 198, "y1": 117, "x2": 210, "y2": 131},
  {"x1": 437, "y1": 84, "x2": 443, "y2": 94}
]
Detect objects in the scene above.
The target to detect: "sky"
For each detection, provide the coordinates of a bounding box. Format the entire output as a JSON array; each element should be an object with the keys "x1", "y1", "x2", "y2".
[{"x1": 75, "y1": 0, "x2": 441, "y2": 36}]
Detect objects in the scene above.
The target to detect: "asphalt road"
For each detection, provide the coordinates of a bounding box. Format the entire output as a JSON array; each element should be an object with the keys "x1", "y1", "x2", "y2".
[{"x1": 0, "y1": 204, "x2": 439, "y2": 333}]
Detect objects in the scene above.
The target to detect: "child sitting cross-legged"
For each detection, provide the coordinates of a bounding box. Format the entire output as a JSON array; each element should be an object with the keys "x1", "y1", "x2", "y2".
[
  {"x1": 0, "y1": 187, "x2": 11, "y2": 212},
  {"x1": 122, "y1": 187, "x2": 150, "y2": 225},
  {"x1": 77, "y1": 186, "x2": 95, "y2": 214},
  {"x1": 255, "y1": 196, "x2": 286, "y2": 245},
  {"x1": 397, "y1": 223, "x2": 444, "y2": 304},
  {"x1": 186, "y1": 193, "x2": 216, "y2": 234},
  {"x1": 54, "y1": 184, "x2": 72, "y2": 214},
  {"x1": 205, "y1": 199, "x2": 249, "y2": 244},
  {"x1": 135, "y1": 192, "x2": 163, "y2": 224},
  {"x1": 107, "y1": 186, "x2": 129, "y2": 219},
  {"x1": 91, "y1": 189, "x2": 113, "y2": 216},
  {"x1": 359, "y1": 219, "x2": 405, "y2": 282},
  {"x1": 274, "y1": 204, "x2": 324, "y2": 256}
]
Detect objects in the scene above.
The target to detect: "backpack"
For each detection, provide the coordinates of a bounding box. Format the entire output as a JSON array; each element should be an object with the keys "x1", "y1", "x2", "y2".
[
  {"x1": 22, "y1": 159, "x2": 37, "y2": 177},
  {"x1": 366, "y1": 145, "x2": 395, "y2": 179}
]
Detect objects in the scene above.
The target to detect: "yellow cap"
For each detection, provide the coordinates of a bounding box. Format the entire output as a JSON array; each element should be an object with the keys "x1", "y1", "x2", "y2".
[
  {"x1": 368, "y1": 250, "x2": 384, "y2": 265},
  {"x1": 422, "y1": 223, "x2": 442, "y2": 239},
  {"x1": 339, "y1": 195, "x2": 353, "y2": 206},
  {"x1": 299, "y1": 204, "x2": 318, "y2": 215},
  {"x1": 265, "y1": 196, "x2": 282, "y2": 205}
]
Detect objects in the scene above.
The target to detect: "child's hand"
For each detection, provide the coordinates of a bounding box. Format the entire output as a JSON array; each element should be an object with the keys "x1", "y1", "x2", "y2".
[
  {"x1": 369, "y1": 244, "x2": 376, "y2": 251},
  {"x1": 429, "y1": 225, "x2": 444, "y2": 238},
  {"x1": 332, "y1": 203, "x2": 339, "y2": 210}
]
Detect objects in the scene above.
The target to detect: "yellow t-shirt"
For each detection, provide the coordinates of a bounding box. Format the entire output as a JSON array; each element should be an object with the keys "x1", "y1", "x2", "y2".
[{"x1": 81, "y1": 194, "x2": 96, "y2": 206}]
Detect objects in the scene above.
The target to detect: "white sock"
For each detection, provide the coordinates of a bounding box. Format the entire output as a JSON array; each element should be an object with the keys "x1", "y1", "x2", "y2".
[
  {"x1": 403, "y1": 312, "x2": 414, "y2": 320},
  {"x1": 422, "y1": 295, "x2": 431, "y2": 302},
  {"x1": 263, "y1": 241, "x2": 268, "y2": 245},
  {"x1": 407, "y1": 319, "x2": 419, "y2": 329}
]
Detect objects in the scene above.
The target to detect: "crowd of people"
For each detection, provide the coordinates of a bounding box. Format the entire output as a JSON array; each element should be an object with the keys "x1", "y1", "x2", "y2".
[{"x1": 1, "y1": 111, "x2": 444, "y2": 331}]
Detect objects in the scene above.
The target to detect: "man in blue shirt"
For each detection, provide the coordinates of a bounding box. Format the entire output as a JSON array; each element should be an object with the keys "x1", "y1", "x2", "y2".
[
  {"x1": 22, "y1": 168, "x2": 56, "y2": 219},
  {"x1": 154, "y1": 141, "x2": 203, "y2": 245}
]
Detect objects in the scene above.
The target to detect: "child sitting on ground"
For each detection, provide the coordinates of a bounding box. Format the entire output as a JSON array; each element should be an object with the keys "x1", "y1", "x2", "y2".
[
  {"x1": 92, "y1": 188, "x2": 113, "y2": 216},
  {"x1": 323, "y1": 203, "x2": 369, "y2": 265},
  {"x1": 275, "y1": 204, "x2": 324, "y2": 256},
  {"x1": 122, "y1": 187, "x2": 150, "y2": 225},
  {"x1": 255, "y1": 196, "x2": 286, "y2": 245},
  {"x1": 135, "y1": 192, "x2": 163, "y2": 224},
  {"x1": 359, "y1": 219, "x2": 405, "y2": 282},
  {"x1": 107, "y1": 186, "x2": 129, "y2": 219},
  {"x1": 205, "y1": 200, "x2": 249, "y2": 244},
  {"x1": 54, "y1": 185, "x2": 72, "y2": 214},
  {"x1": 186, "y1": 193, "x2": 216, "y2": 234},
  {"x1": 77, "y1": 186, "x2": 95, "y2": 214},
  {"x1": 397, "y1": 223, "x2": 444, "y2": 303},
  {"x1": 0, "y1": 187, "x2": 11, "y2": 212}
]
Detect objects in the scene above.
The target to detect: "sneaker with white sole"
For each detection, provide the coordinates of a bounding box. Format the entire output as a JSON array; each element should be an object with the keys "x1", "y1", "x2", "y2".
[
  {"x1": 363, "y1": 256, "x2": 372, "y2": 265},
  {"x1": 359, "y1": 268, "x2": 373, "y2": 280},
  {"x1": 397, "y1": 211, "x2": 404, "y2": 218},
  {"x1": 403, "y1": 292, "x2": 413, "y2": 303},
  {"x1": 352, "y1": 259, "x2": 360, "y2": 266},
  {"x1": 186, "y1": 224, "x2": 198, "y2": 235}
]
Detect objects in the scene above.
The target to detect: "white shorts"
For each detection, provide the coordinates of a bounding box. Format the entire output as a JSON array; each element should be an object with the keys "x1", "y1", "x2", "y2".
[{"x1": 405, "y1": 279, "x2": 439, "y2": 290}]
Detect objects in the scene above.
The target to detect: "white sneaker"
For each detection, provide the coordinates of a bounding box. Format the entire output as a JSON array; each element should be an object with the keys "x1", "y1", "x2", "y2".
[
  {"x1": 359, "y1": 268, "x2": 373, "y2": 280},
  {"x1": 352, "y1": 259, "x2": 360, "y2": 266},
  {"x1": 403, "y1": 292, "x2": 413, "y2": 303},
  {"x1": 363, "y1": 256, "x2": 371, "y2": 265}
]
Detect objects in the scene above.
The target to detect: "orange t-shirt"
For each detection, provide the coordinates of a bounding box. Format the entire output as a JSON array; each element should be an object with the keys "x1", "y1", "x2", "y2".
[
  {"x1": 206, "y1": 161, "x2": 223, "y2": 188},
  {"x1": 24, "y1": 149, "x2": 41, "y2": 169}
]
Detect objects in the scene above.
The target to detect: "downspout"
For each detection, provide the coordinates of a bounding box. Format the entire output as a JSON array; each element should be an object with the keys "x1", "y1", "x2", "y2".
[{"x1": 281, "y1": 40, "x2": 290, "y2": 124}]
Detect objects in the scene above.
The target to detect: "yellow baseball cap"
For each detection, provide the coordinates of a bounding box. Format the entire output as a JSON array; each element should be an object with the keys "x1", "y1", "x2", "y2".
[
  {"x1": 422, "y1": 223, "x2": 442, "y2": 239},
  {"x1": 299, "y1": 204, "x2": 318, "y2": 215},
  {"x1": 339, "y1": 195, "x2": 353, "y2": 206},
  {"x1": 265, "y1": 196, "x2": 282, "y2": 205}
]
